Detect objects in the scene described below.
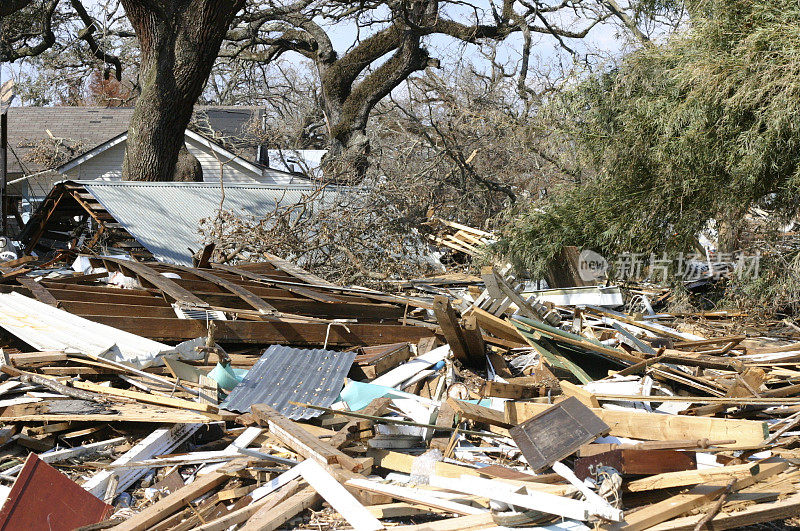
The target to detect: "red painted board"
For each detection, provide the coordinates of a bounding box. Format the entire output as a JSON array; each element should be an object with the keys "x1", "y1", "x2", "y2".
[{"x1": 0, "y1": 453, "x2": 113, "y2": 531}]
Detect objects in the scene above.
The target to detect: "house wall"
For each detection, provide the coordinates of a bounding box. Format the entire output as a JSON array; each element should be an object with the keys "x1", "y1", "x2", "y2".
[
  {"x1": 65, "y1": 141, "x2": 126, "y2": 181},
  {"x1": 60, "y1": 135, "x2": 301, "y2": 186},
  {"x1": 185, "y1": 135, "x2": 262, "y2": 183}
]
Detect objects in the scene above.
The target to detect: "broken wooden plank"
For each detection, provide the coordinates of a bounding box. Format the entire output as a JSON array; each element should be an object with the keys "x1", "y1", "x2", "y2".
[
  {"x1": 110, "y1": 465, "x2": 243, "y2": 531},
  {"x1": 432, "y1": 295, "x2": 471, "y2": 363},
  {"x1": 17, "y1": 277, "x2": 59, "y2": 307},
  {"x1": 345, "y1": 478, "x2": 486, "y2": 516},
  {"x1": 625, "y1": 461, "x2": 788, "y2": 492},
  {"x1": 239, "y1": 485, "x2": 320, "y2": 531},
  {"x1": 604, "y1": 461, "x2": 788, "y2": 531},
  {"x1": 100, "y1": 257, "x2": 209, "y2": 307},
  {"x1": 165, "y1": 264, "x2": 278, "y2": 315},
  {"x1": 447, "y1": 398, "x2": 512, "y2": 428},
  {"x1": 506, "y1": 402, "x2": 769, "y2": 447},
  {"x1": 297, "y1": 460, "x2": 384, "y2": 530},
  {"x1": 251, "y1": 404, "x2": 367, "y2": 473},
  {"x1": 70, "y1": 380, "x2": 218, "y2": 413}
]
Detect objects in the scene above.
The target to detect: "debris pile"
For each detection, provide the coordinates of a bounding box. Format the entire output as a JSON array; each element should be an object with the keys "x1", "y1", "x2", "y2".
[{"x1": 0, "y1": 250, "x2": 797, "y2": 530}]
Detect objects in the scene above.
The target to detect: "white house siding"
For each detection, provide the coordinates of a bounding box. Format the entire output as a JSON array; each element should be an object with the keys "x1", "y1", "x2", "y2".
[
  {"x1": 58, "y1": 134, "x2": 296, "y2": 185},
  {"x1": 65, "y1": 141, "x2": 126, "y2": 181},
  {"x1": 184, "y1": 135, "x2": 263, "y2": 183}
]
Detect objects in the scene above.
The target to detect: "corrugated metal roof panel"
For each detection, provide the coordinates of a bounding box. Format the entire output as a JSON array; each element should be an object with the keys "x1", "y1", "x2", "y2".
[
  {"x1": 78, "y1": 181, "x2": 350, "y2": 266},
  {"x1": 221, "y1": 345, "x2": 355, "y2": 419},
  {"x1": 0, "y1": 292, "x2": 174, "y2": 368}
]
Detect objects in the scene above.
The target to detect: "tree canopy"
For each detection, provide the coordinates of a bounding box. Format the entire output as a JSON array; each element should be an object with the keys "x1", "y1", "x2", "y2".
[{"x1": 500, "y1": 0, "x2": 800, "y2": 276}]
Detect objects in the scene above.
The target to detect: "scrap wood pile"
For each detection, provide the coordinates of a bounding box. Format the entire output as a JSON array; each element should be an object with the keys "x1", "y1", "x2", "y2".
[{"x1": 0, "y1": 255, "x2": 797, "y2": 529}]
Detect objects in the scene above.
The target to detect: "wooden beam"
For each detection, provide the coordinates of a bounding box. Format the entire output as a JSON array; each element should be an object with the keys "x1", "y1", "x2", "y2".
[
  {"x1": 329, "y1": 397, "x2": 391, "y2": 449},
  {"x1": 605, "y1": 461, "x2": 788, "y2": 531},
  {"x1": 84, "y1": 316, "x2": 435, "y2": 346},
  {"x1": 70, "y1": 380, "x2": 218, "y2": 413},
  {"x1": 100, "y1": 257, "x2": 209, "y2": 307},
  {"x1": 238, "y1": 485, "x2": 320, "y2": 531},
  {"x1": 625, "y1": 461, "x2": 786, "y2": 492},
  {"x1": 448, "y1": 398, "x2": 512, "y2": 428},
  {"x1": 211, "y1": 262, "x2": 344, "y2": 304},
  {"x1": 464, "y1": 307, "x2": 526, "y2": 344},
  {"x1": 163, "y1": 264, "x2": 278, "y2": 315},
  {"x1": 296, "y1": 460, "x2": 384, "y2": 530},
  {"x1": 506, "y1": 401, "x2": 768, "y2": 448},
  {"x1": 646, "y1": 490, "x2": 800, "y2": 531},
  {"x1": 261, "y1": 252, "x2": 339, "y2": 287},
  {"x1": 432, "y1": 295, "x2": 470, "y2": 363},
  {"x1": 110, "y1": 468, "x2": 240, "y2": 531},
  {"x1": 251, "y1": 404, "x2": 367, "y2": 473},
  {"x1": 17, "y1": 277, "x2": 58, "y2": 306},
  {"x1": 461, "y1": 315, "x2": 486, "y2": 363}
]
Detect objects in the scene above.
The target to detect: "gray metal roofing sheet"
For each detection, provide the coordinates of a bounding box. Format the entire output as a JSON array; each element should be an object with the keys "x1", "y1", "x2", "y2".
[
  {"x1": 220, "y1": 345, "x2": 355, "y2": 419},
  {"x1": 6, "y1": 106, "x2": 263, "y2": 174},
  {"x1": 78, "y1": 180, "x2": 348, "y2": 266}
]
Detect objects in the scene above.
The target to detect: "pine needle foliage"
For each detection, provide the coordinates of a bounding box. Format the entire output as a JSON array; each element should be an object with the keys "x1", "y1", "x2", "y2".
[{"x1": 500, "y1": 0, "x2": 800, "y2": 277}]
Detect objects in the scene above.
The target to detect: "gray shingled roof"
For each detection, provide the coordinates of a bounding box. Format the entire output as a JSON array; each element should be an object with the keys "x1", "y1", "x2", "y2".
[{"x1": 6, "y1": 106, "x2": 265, "y2": 176}]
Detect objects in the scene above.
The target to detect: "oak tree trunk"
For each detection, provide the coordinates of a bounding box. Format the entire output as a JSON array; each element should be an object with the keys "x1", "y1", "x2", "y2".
[
  {"x1": 317, "y1": 14, "x2": 434, "y2": 183},
  {"x1": 120, "y1": 0, "x2": 242, "y2": 181}
]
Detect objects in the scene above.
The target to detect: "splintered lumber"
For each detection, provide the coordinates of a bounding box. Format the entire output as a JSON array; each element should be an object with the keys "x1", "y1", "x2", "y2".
[
  {"x1": 465, "y1": 307, "x2": 526, "y2": 345},
  {"x1": 366, "y1": 502, "x2": 446, "y2": 518},
  {"x1": 197, "y1": 479, "x2": 303, "y2": 531},
  {"x1": 239, "y1": 485, "x2": 321, "y2": 531},
  {"x1": 344, "y1": 478, "x2": 486, "y2": 515},
  {"x1": 70, "y1": 380, "x2": 218, "y2": 413},
  {"x1": 84, "y1": 424, "x2": 199, "y2": 498},
  {"x1": 390, "y1": 513, "x2": 496, "y2": 530},
  {"x1": 447, "y1": 398, "x2": 511, "y2": 428},
  {"x1": 329, "y1": 397, "x2": 391, "y2": 449},
  {"x1": 625, "y1": 461, "x2": 788, "y2": 492},
  {"x1": 0, "y1": 401, "x2": 218, "y2": 424},
  {"x1": 197, "y1": 465, "x2": 305, "y2": 530},
  {"x1": 297, "y1": 402, "x2": 503, "y2": 438},
  {"x1": 371, "y1": 345, "x2": 448, "y2": 388},
  {"x1": 461, "y1": 315, "x2": 486, "y2": 363},
  {"x1": 17, "y1": 276, "x2": 59, "y2": 306},
  {"x1": 605, "y1": 461, "x2": 788, "y2": 531},
  {"x1": 9, "y1": 351, "x2": 69, "y2": 367},
  {"x1": 560, "y1": 380, "x2": 600, "y2": 408},
  {"x1": 432, "y1": 295, "x2": 471, "y2": 363},
  {"x1": 486, "y1": 351, "x2": 513, "y2": 377},
  {"x1": 367, "y1": 449, "x2": 569, "y2": 495},
  {"x1": 481, "y1": 379, "x2": 541, "y2": 399},
  {"x1": 646, "y1": 490, "x2": 800, "y2": 531},
  {"x1": 428, "y1": 474, "x2": 605, "y2": 521},
  {"x1": 297, "y1": 460, "x2": 384, "y2": 530},
  {"x1": 506, "y1": 402, "x2": 769, "y2": 447},
  {"x1": 509, "y1": 397, "x2": 609, "y2": 472},
  {"x1": 512, "y1": 316, "x2": 643, "y2": 366},
  {"x1": 110, "y1": 466, "x2": 243, "y2": 531},
  {"x1": 101, "y1": 257, "x2": 209, "y2": 307},
  {"x1": 578, "y1": 439, "x2": 734, "y2": 457},
  {"x1": 251, "y1": 404, "x2": 367, "y2": 472},
  {"x1": 430, "y1": 401, "x2": 457, "y2": 452}
]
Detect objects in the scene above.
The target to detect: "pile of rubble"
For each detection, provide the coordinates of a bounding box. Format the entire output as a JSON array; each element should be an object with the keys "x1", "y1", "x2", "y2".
[{"x1": 0, "y1": 252, "x2": 796, "y2": 530}]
